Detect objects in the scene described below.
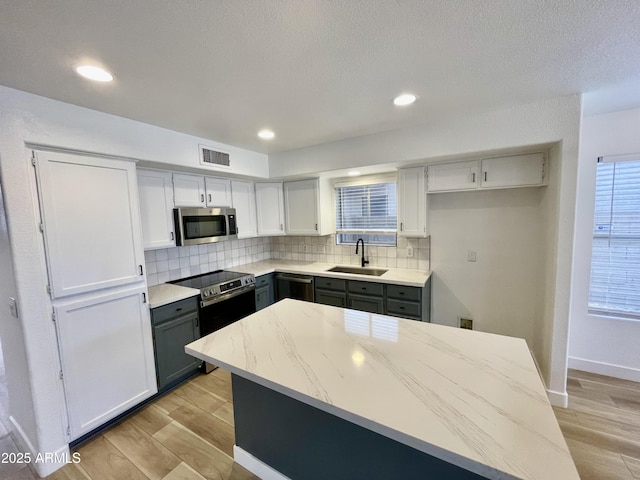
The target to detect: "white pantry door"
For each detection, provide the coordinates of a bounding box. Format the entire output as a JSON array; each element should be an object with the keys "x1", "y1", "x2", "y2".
[
  {"x1": 54, "y1": 285, "x2": 157, "y2": 440},
  {"x1": 34, "y1": 150, "x2": 146, "y2": 298}
]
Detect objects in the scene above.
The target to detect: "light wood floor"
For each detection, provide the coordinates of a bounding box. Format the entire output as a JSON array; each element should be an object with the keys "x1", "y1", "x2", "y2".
[
  {"x1": 1, "y1": 368, "x2": 637, "y2": 479},
  {"x1": 554, "y1": 369, "x2": 640, "y2": 480}
]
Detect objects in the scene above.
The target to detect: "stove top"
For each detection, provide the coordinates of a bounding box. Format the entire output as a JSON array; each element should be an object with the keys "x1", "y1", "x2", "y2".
[
  {"x1": 170, "y1": 270, "x2": 256, "y2": 307},
  {"x1": 170, "y1": 270, "x2": 252, "y2": 289}
]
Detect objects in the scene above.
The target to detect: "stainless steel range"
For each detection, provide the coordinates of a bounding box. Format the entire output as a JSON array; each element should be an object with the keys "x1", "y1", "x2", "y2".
[{"x1": 170, "y1": 270, "x2": 256, "y2": 335}]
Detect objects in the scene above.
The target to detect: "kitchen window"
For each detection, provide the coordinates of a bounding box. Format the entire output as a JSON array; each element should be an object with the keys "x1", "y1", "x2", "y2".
[
  {"x1": 588, "y1": 154, "x2": 640, "y2": 320},
  {"x1": 335, "y1": 175, "x2": 397, "y2": 246}
]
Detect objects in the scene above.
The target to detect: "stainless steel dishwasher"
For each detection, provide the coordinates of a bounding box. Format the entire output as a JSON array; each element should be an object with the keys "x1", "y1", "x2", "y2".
[{"x1": 275, "y1": 273, "x2": 315, "y2": 302}]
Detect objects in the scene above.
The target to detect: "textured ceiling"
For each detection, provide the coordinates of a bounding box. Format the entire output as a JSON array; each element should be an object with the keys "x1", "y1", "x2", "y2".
[{"x1": 1, "y1": 0, "x2": 639, "y2": 154}]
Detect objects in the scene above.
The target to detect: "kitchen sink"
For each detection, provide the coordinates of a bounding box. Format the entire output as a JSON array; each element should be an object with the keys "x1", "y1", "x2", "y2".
[{"x1": 327, "y1": 266, "x2": 388, "y2": 276}]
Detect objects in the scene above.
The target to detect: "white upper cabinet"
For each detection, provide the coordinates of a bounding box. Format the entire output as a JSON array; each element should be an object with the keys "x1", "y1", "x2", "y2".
[
  {"x1": 204, "y1": 176, "x2": 232, "y2": 207},
  {"x1": 137, "y1": 169, "x2": 175, "y2": 250},
  {"x1": 55, "y1": 285, "x2": 157, "y2": 440},
  {"x1": 284, "y1": 178, "x2": 334, "y2": 236},
  {"x1": 255, "y1": 182, "x2": 285, "y2": 236},
  {"x1": 173, "y1": 173, "x2": 232, "y2": 207},
  {"x1": 231, "y1": 180, "x2": 257, "y2": 238},
  {"x1": 427, "y1": 160, "x2": 479, "y2": 192},
  {"x1": 480, "y1": 153, "x2": 546, "y2": 189},
  {"x1": 173, "y1": 173, "x2": 206, "y2": 207},
  {"x1": 34, "y1": 150, "x2": 146, "y2": 298},
  {"x1": 397, "y1": 166, "x2": 428, "y2": 238}
]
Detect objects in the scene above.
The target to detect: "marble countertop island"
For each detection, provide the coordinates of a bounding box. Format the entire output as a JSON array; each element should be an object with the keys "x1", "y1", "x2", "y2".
[{"x1": 186, "y1": 299, "x2": 578, "y2": 480}]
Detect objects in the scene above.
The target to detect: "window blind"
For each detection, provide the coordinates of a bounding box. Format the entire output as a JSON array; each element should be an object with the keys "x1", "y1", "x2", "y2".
[
  {"x1": 588, "y1": 156, "x2": 640, "y2": 318},
  {"x1": 335, "y1": 182, "x2": 397, "y2": 245}
]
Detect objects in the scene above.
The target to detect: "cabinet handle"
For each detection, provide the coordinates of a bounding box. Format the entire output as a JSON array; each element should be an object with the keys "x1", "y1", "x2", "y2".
[
  {"x1": 195, "y1": 316, "x2": 199, "y2": 327},
  {"x1": 472, "y1": 172, "x2": 476, "y2": 183},
  {"x1": 315, "y1": 223, "x2": 318, "y2": 231},
  {"x1": 200, "y1": 194, "x2": 205, "y2": 203},
  {"x1": 175, "y1": 307, "x2": 182, "y2": 312},
  {"x1": 400, "y1": 222, "x2": 404, "y2": 231},
  {"x1": 208, "y1": 194, "x2": 212, "y2": 203},
  {"x1": 170, "y1": 232, "x2": 174, "y2": 241},
  {"x1": 142, "y1": 292, "x2": 147, "y2": 303},
  {"x1": 280, "y1": 224, "x2": 283, "y2": 231},
  {"x1": 139, "y1": 265, "x2": 143, "y2": 275},
  {"x1": 484, "y1": 171, "x2": 487, "y2": 182}
]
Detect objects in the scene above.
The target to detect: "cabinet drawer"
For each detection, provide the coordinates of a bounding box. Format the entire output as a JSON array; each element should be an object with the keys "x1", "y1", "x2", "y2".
[
  {"x1": 347, "y1": 281, "x2": 383, "y2": 296},
  {"x1": 152, "y1": 296, "x2": 198, "y2": 325},
  {"x1": 316, "y1": 289, "x2": 347, "y2": 308},
  {"x1": 386, "y1": 285, "x2": 421, "y2": 301},
  {"x1": 386, "y1": 299, "x2": 421, "y2": 319},
  {"x1": 256, "y1": 274, "x2": 272, "y2": 288},
  {"x1": 315, "y1": 277, "x2": 346, "y2": 291}
]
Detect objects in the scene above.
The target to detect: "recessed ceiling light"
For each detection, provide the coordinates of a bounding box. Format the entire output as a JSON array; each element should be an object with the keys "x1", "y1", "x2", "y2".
[
  {"x1": 75, "y1": 65, "x2": 114, "y2": 82},
  {"x1": 258, "y1": 129, "x2": 275, "y2": 140},
  {"x1": 393, "y1": 93, "x2": 417, "y2": 106},
  {"x1": 348, "y1": 171, "x2": 361, "y2": 176}
]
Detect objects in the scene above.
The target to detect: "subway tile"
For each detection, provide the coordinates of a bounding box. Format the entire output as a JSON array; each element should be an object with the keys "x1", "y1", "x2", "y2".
[
  {"x1": 158, "y1": 271, "x2": 170, "y2": 283},
  {"x1": 396, "y1": 258, "x2": 408, "y2": 269},
  {"x1": 169, "y1": 269, "x2": 181, "y2": 281},
  {"x1": 179, "y1": 257, "x2": 190, "y2": 269},
  {"x1": 199, "y1": 254, "x2": 208, "y2": 264},
  {"x1": 198, "y1": 244, "x2": 208, "y2": 254},
  {"x1": 189, "y1": 245, "x2": 199, "y2": 255},
  {"x1": 179, "y1": 247, "x2": 190, "y2": 258},
  {"x1": 189, "y1": 256, "x2": 199, "y2": 266},
  {"x1": 144, "y1": 250, "x2": 157, "y2": 262},
  {"x1": 167, "y1": 248, "x2": 180, "y2": 260},
  {"x1": 156, "y1": 260, "x2": 169, "y2": 273},
  {"x1": 190, "y1": 266, "x2": 200, "y2": 275},
  {"x1": 146, "y1": 261, "x2": 158, "y2": 275},
  {"x1": 208, "y1": 252, "x2": 217, "y2": 263},
  {"x1": 180, "y1": 267, "x2": 191, "y2": 278},
  {"x1": 168, "y1": 258, "x2": 180, "y2": 270},
  {"x1": 147, "y1": 273, "x2": 158, "y2": 286}
]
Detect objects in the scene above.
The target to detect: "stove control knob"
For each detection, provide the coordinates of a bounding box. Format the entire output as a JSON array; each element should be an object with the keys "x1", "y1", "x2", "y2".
[
  {"x1": 202, "y1": 290, "x2": 209, "y2": 298},
  {"x1": 210, "y1": 289, "x2": 217, "y2": 296}
]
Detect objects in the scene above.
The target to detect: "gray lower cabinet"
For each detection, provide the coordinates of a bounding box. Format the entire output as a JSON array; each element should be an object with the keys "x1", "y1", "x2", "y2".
[
  {"x1": 151, "y1": 296, "x2": 200, "y2": 391},
  {"x1": 313, "y1": 276, "x2": 431, "y2": 322},
  {"x1": 315, "y1": 277, "x2": 347, "y2": 308},
  {"x1": 256, "y1": 273, "x2": 275, "y2": 311}
]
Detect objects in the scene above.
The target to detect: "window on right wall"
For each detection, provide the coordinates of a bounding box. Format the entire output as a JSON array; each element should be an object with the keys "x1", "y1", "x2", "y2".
[{"x1": 588, "y1": 154, "x2": 640, "y2": 319}]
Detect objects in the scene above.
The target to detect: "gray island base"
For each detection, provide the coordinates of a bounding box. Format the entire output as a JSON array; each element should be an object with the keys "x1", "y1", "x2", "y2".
[
  {"x1": 232, "y1": 374, "x2": 484, "y2": 479},
  {"x1": 185, "y1": 299, "x2": 579, "y2": 480}
]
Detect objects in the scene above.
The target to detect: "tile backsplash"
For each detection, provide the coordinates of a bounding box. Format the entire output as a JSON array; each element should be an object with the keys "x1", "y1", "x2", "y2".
[
  {"x1": 145, "y1": 235, "x2": 430, "y2": 286},
  {"x1": 145, "y1": 237, "x2": 271, "y2": 286},
  {"x1": 270, "y1": 235, "x2": 430, "y2": 270}
]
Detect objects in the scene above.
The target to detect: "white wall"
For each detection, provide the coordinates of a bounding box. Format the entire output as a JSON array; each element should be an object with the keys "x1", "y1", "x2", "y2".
[
  {"x1": 0, "y1": 85, "x2": 268, "y2": 476},
  {"x1": 429, "y1": 187, "x2": 544, "y2": 346},
  {"x1": 568, "y1": 107, "x2": 640, "y2": 382},
  {"x1": 270, "y1": 95, "x2": 583, "y2": 405}
]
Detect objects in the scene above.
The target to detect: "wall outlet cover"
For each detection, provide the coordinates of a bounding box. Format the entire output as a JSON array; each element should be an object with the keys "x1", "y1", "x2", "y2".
[
  {"x1": 407, "y1": 246, "x2": 414, "y2": 257},
  {"x1": 459, "y1": 317, "x2": 473, "y2": 330}
]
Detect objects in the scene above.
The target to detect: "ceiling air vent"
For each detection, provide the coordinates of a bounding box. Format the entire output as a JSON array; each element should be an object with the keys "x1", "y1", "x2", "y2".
[{"x1": 199, "y1": 145, "x2": 230, "y2": 169}]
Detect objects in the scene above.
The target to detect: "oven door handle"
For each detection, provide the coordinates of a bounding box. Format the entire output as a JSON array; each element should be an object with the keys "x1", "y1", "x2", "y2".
[
  {"x1": 276, "y1": 274, "x2": 313, "y2": 284},
  {"x1": 201, "y1": 285, "x2": 256, "y2": 308}
]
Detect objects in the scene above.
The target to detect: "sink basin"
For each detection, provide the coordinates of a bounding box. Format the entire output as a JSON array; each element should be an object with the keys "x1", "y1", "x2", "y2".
[{"x1": 327, "y1": 266, "x2": 388, "y2": 276}]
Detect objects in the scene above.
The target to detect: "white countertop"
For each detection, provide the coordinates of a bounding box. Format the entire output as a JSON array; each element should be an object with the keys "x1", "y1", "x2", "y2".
[
  {"x1": 234, "y1": 259, "x2": 431, "y2": 287},
  {"x1": 186, "y1": 299, "x2": 578, "y2": 480},
  {"x1": 147, "y1": 283, "x2": 199, "y2": 308}
]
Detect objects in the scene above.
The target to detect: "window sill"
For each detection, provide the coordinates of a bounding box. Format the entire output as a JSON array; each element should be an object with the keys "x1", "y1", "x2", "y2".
[{"x1": 588, "y1": 309, "x2": 640, "y2": 322}]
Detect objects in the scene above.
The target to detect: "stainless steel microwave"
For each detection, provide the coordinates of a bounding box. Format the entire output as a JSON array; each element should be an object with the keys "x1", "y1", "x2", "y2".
[{"x1": 173, "y1": 207, "x2": 238, "y2": 246}]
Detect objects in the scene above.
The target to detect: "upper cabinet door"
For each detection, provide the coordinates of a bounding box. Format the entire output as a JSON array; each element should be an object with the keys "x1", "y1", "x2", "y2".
[
  {"x1": 427, "y1": 161, "x2": 479, "y2": 192},
  {"x1": 137, "y1": 169, "x2": 175, "y2": 250},
  {"x1": 34, "y1": 150, "x2": 146, "y2": 298},
  {"x1": 231, "y1": 180, "x2": 257, "y2": 238},
  {"x1": 397, "y1": 166, "x2": 428, "y2": 238},
  {"x1": 173, "y1": 173, "x2": 206, "y2": 207},
  {"x1": 205, "y1": 176, "x2": 232, "y2": 207},
  {"x1": 255, "y1": 182, "x2": 285, "y2": 236},
  {"x1": 480, "y1": 153, "x2": 546, "y2": 189},
  {"x1": 284, "y1": 179, "x2": 319, "y2": 235}
]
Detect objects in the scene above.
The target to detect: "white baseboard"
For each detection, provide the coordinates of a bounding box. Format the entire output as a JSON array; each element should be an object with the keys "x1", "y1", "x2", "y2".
[
  {"x1": 569, "y1": 357, "x2": 640, "y2": 383},
  {"x1": 9, "y1": 416, "x2": 72, "y2": 477},
  {"x1": 546, "y1": 389, "x2": 569, "y2": 408},
  {"x1": 234, "y1": 445, "x2": 291, "y2": 480}
]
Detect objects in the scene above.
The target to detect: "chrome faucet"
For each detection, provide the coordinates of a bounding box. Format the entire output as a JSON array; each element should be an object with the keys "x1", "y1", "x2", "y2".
[{"x1": 355, "y1": 239, "x2": 369, "y2": 268}]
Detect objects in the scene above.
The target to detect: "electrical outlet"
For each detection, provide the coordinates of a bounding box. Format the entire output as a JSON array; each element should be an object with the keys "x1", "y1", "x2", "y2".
[
  {"x1": 459, "y1": 318, "x2": 473, "y2": 330},
  {"x1": 302, "y1": 245, "x2": 308, "y2": 253},
  {"x1": 467, "y1": 250, "x2": 477, "y2": 262},
  {"x1": 407, "y1": 246, "x2": 414, "y2": 257}
]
